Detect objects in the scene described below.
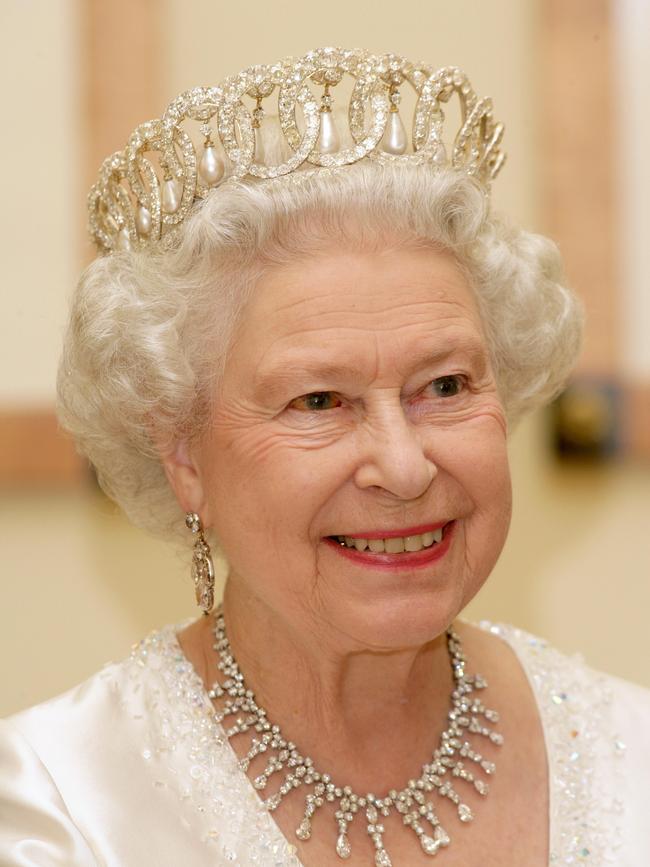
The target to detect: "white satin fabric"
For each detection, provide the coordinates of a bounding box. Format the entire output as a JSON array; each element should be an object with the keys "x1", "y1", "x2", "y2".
[{"x1": 1, "y1": 622, "x2": 648, "y2": 866}]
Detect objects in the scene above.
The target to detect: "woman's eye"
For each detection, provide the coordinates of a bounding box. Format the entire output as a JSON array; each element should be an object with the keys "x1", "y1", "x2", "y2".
[
  {"x1": 288, "y1": 391, "x2": 342, "y2": 412},
  {"x1": 430, "y1": 375, "x2": 464, "y2": 397}
]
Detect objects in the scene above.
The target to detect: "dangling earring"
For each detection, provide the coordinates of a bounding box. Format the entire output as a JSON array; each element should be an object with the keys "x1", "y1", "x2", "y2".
[{"x1": 185, "y1": 512, "x2": 215, "y2": 615}]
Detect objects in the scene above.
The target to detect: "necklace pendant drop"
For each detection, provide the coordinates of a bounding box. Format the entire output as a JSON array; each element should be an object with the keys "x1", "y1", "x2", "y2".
[
  {"x1": 295, "y1": 817, "x2": 312, "y2": 840},
  {"x1": 420, "y1": 823, "x2": 450, "y2": 855},
  {"x1": 375, "y1": 849, "x2": 392, "y2": 867},
  {"x1": 420, "y1": 833, "x2": 439, "y2": 855},
  {"x1": 336, "y1": 831, "x2": 351, "y2": 859}
]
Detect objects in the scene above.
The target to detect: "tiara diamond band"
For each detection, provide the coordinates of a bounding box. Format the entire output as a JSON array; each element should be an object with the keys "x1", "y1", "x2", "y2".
[{"x1": 88, "y1": 47, "x2": 506, "y2": 254}]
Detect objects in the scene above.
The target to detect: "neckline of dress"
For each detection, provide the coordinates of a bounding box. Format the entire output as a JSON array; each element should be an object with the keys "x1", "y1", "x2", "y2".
[{"x1": 135, "y1": 619, "x2": 620, "y2": 865}]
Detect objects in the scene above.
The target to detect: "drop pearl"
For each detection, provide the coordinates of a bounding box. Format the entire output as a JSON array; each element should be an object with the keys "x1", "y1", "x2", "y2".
[
  {"x1": 317, "y1": 110, "x2": 340, "y2": 154},
  {"x1": 161, "y1": 178, "x2": 182, "y2": 214},
  {"x1": 135, "y1": 204, "x2": 152, "y2": 236},
  {"x1": 199, "y1": 145, "x2": 224, "y2": 185},
  {"x1": 380, "y1": 110, "x2": 408, "y2": 155},
  {"x1": 434, "y1": 143, "x2": 448, "y2": 165},
  {"x1": 116, "y1": 227, "x2": 131, "y2": 251}
]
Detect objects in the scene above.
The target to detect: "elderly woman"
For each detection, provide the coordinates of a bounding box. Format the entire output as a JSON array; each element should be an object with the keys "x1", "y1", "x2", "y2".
[{"x1": 1, "y1": 48, "x2": 648, "y2": 866}]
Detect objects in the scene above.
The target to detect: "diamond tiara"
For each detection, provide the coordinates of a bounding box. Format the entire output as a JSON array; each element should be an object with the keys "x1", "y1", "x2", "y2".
[{"x1": 88, "y1": 46, "x2": 506, "y2": 254}]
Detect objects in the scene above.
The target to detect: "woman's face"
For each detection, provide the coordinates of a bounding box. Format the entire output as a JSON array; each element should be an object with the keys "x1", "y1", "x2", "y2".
[{"x1": 185, "y1": 242, "x2": 511, "y2": 650}]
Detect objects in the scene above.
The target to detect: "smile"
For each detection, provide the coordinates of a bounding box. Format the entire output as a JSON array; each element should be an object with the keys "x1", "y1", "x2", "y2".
[
  {"x1": 324, "y1": 521, "x2": 455, "y2": 569},
  {"x1": 330, "y1": 527, "x2": 443, "y2": 553}
]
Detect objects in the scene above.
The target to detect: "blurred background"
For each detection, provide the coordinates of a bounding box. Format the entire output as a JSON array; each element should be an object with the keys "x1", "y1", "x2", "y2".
[{"x1": 1, "y1": 0, "x2": 649, "y2": 717}]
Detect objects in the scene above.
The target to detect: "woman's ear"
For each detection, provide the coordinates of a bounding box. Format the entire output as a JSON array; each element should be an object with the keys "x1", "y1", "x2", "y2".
[{"x1": 161, "y1": 440, "x2": 210, "y2": 521}]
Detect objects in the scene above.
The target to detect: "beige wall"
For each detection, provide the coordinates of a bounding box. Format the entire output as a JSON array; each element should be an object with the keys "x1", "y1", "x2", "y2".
[
  {"x1": 1, "y1": 0, "x2": 648, "y2": 717},
  {"x1": 615, "y1": 0, "x2": 650, "y2": 378},
  {"x1": 0, "y1": 0, "x2": 81, "y2": 406}
]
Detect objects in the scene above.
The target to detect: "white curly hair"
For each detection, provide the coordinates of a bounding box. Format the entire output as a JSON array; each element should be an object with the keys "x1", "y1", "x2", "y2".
[{"x1": 57, "y1": 162, "x2": 583, "y2": 540}]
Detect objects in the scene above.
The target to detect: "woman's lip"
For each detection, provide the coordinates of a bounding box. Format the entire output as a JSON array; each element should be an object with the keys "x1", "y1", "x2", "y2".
[
  {"x1": 322, "y1": 522, "x2": 455, "y2": 570},
  {"x1": 328, "y1": 521, "x2": 449, "y2": 541}
]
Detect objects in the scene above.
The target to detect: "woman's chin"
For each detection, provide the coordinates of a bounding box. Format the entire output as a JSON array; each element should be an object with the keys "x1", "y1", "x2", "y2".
[{"x1": 316, "y1": 580, "x2": 467, "y2": 651}]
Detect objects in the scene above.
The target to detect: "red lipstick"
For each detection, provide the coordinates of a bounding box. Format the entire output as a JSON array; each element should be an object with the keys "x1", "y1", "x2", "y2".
[{"x1": 323, "y1": 521, "x2": 455, "y2": 571}]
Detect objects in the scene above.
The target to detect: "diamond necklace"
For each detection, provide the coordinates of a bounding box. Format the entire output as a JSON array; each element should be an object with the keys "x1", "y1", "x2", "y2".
[{"x1": 209, "y1": 609, "x2": 503, "y2": 865}]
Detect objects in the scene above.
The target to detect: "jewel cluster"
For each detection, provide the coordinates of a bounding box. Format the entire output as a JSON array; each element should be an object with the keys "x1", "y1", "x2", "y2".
[
  {"x1": 88, "y1": 47, "x2": 506, "y2": 254},
  {"x1": 209, "y1": 610, "x2": 503, "y2": 865}
]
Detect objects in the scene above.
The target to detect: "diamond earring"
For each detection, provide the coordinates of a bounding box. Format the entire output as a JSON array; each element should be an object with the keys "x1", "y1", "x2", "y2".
[{"x1": 185, "y1": 512, "x2": 215, "y2": 615}]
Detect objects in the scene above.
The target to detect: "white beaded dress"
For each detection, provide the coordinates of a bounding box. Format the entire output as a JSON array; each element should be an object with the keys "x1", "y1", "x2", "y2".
[{"x1": 1, "y1": 623, "x2": 648, "y2": 866}]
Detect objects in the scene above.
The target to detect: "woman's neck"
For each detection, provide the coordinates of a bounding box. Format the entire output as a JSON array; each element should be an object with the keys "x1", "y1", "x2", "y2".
[{"x1": 219, "y1": 577, "x2": 455, "y2": 792}]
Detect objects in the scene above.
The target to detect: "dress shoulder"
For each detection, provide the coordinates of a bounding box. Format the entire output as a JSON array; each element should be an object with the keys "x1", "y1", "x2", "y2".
[
  {"x1": 0, "y1": 718, "x2": 99, "y2": 865},
  {"x1": 1, "y1": 624, "x2": 301, "y2": 867},
  {"x1": 478, "y1": 621, "x2": 650, "y2": 867}
]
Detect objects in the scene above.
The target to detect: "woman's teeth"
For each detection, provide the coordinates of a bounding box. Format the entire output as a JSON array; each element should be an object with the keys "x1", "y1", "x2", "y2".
[{"x1": 333, "y1": 528, "x2": 443, "y2": 554}]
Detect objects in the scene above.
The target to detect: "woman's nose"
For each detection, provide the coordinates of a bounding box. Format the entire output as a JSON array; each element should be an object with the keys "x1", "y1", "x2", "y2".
[{"x1": 353, "y1": 408, "x2": 437, "y2": 500}]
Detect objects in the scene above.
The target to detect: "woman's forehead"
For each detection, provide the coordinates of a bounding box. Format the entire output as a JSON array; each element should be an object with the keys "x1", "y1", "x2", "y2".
[
  {"x1": 227, "y1": 246, "x2": 490, "y2": 384},
  {"x1": 243, "y1": 245, "x2": 481, "y2": 326}
]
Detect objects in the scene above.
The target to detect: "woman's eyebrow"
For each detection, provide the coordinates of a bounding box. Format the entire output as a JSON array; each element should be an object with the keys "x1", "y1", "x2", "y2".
[
  {"x1": 253, "y1": 362, "x2": 353, "y2": 398},
  {"x1": 253, "y1": 340, "x2": 489, "y2": 398}
]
